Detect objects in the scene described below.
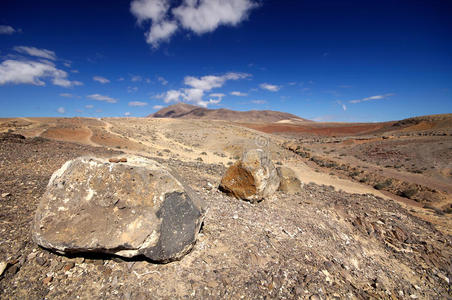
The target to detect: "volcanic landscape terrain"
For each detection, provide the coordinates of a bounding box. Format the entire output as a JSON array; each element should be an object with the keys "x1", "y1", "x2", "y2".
[{"x1": 0, "y1": 105, "x2": 451, "y2": 299}]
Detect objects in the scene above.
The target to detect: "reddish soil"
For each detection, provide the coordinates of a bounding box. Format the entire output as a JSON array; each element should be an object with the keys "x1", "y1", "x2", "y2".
[{"x1": 240, "y1": 122, "x2": 392, "y2": 136}]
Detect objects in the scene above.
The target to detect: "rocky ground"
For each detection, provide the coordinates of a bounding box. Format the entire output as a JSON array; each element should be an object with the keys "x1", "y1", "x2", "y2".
[{"x1": 0, "y1": 132, "x2": 451, "y2": 299}]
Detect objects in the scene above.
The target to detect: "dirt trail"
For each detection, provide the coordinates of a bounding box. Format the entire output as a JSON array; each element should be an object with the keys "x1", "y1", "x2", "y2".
[{"x1": 286, "y1": 159, "x2": 391, "y2": 199}]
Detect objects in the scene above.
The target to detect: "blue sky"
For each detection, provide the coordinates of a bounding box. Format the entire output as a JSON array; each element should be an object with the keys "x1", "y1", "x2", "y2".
[{"x1": 0, "y1": 0, "x2": 451, "y2": 122}]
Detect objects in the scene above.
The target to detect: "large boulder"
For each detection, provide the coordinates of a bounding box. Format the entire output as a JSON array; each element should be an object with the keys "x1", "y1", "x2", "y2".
[
  {"x1": 277, "y1": 166, "x2": 303, "y2": 194},
  {"x1": 32, "y1": 156, "x2": 205, "y2": 262},
  {"x1": 219, "y1": 149, "x2": 280, "y2": 202}
]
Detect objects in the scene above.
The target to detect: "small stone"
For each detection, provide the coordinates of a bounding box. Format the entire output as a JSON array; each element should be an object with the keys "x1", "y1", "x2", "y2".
[
  {"x1": 1, "y1": 192, "x2": 11, "y2": 198},
  {"x1": 35, "y1": 256, "x2": 46, "y2": 266},
  {"x1": 0, "y1": 261, "x2": 7, "y2": 276},
  {"x1": 232, "y1": 213, "x2": 238, "y2": 219},
  {"x1": 74, "y1": 257, "x2": 84, "y2": 264},
  {"x1": 207, "y1": 280, "x2": 218, "y2": 288},
  {"x1": 43, "y1": 276, "x2": 53, "y2": 285},
  {"x1": 109, "y1": 158, "x2": 120, "y2": 163},
  {"x1": 27, "y1": 252, "x2": 37, "y2": 260},
  {"x1": 63, "y1": 262, "x2": 75, "y2": 272},
  {"x1": 277, "y1": 166, "x2": 302, "y2": 194},
  {"x1": 119, "y1": 157, "x2": 127, "y2": 163}
]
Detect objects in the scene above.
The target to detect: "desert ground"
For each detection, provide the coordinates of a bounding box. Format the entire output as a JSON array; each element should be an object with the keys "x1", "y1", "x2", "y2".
[{"x1": 0, "y1": 113, "x2": 451, "y2": 299}]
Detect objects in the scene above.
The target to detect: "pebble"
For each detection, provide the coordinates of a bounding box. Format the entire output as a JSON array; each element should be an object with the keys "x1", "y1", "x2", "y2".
[
  {"x1": 43, "y1": 276, "x2": 53, "y2": 285},
  {"x1": 1, "y1": 192, "x2": 11, "y2": 198},
  {"x1": 75, "y1": 257, "x2": 85, "y2": 264},
  {"x1": 27, "y1": 252, "x2": 37, "y2": 260},
  {"x1": 0, "y1": 261, "x2": 7, "y2": 276},
  {"x1": 35, "y1": 257, "x2": 46, "y2": 266},
  {"x1": 233, "y1": 213, "x2": 238, "y2": 219},
  {"x1": 63, "y1": 262, "x2": 75, "y2": 272}
]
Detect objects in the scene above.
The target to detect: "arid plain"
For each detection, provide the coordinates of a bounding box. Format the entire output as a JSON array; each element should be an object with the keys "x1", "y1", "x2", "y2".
[{"x1": 0, "y1": 104, "x2": 451, "y2": 298}]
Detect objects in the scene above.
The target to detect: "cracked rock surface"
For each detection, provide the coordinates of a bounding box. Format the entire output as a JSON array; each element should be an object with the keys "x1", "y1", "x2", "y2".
[{"x1": 32, "y1": 155, "x2": 205, "y2": 262}]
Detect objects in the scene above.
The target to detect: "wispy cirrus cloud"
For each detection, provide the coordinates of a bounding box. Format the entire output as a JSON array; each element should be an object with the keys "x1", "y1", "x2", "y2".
[
  {"x1": 131, "y1": 75, "x2": 142, "y2": 82},
  {"x1": 93, "y1": 76, "x2": 110, "y2": 84},
  {"x1": 13, "y1": 46, "x2": 56, "y2": 60},
  {"x1": 230, "y1": 91, "x2": 248, "y2": 96},
  {"x1": 87, "y1": 94, "x2": 117, "y2": 103},
  {"x1": 260, "y1": 83, "x2": 280, "y2": 92},
  {"x1": 130, "y1": 0, "x2": 259, "y2": 48},
  {"x1": 348, "y1": 93, "x2": 394, "y2": 104},
  {"x1": 0, "y1": 25, "x2": 20, "y2": 35},
  {"x1": 251, "y1": 99, "x2": 266, "y2": 104},
  {"x1": 157, "y1": 76, "x2": 168, "y2": 85},
  {"x1": 128, "y1": 101, "x2": 148, "y2": 106},
  {"x1": 153, "y1": 105, "x2": 164, "y2": 110},
  {"x1": 128, "y1": 86, "x2": 139, "y2": 93},
  {"x1": 60, "y1": 93, "x2": 74, "y2": 98},
  {"x1": 160, "y1": 72, "x2": 250, "y2": 107}
]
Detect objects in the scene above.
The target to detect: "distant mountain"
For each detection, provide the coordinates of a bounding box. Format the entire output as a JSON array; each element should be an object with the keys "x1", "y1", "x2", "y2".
[{"x1": 148, "y1": 103, "x2": 310, "y2": 123}]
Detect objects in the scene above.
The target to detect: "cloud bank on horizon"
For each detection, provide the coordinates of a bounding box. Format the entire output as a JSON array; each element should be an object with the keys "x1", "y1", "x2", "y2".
[{"x1": 130, "y1": 0, "x2": 259, "y2": 48}]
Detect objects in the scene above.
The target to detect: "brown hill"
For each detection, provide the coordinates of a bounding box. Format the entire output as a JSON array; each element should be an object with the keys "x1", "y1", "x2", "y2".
[{"x1": 148, "y1": 103, "x2": 310, "y2": 123}]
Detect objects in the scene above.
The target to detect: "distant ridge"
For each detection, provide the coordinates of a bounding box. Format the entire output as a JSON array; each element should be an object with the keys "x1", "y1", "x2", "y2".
[{"x1": 148, "y1": 103, "x2": 310, "y2": 123}]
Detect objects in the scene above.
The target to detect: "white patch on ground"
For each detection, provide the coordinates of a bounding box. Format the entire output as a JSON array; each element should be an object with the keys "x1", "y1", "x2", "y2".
[{"x1": 85, "y1": 188, "x2": 95, "y2": 201}]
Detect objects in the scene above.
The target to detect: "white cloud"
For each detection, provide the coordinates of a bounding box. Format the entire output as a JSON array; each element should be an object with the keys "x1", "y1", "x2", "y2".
[
  {"x1": 130, "y1": 0, "x2": 258, "y2": 48},
  {"x1": 60, "y1": 93, "x2": 74, "y2": 98},
  {"x1": 93, "y1": 76, "x2": 110, "y2": 84},
  {"x1": 209, "y1": 93, "x2": 225, "y2": 104},
  {"x1": 157, "y1": 76, "x2": 168, "y2": 85},
  {"x1": 230, "y1": 91, "x2": 247, "y2": 96},
  {"x1": 185, "y1": 72, "x2": 249, "y2": 90},
  {"x1": 153, "y1": 105, "x2": 164, "y2": 110},
  {"x1": 131, "y1": 75, "x2": 142, "y2": 82},
  {"x1": 130, "y1": 0, "x2": 169, "y2": 24},
  {"x1": 210, "y1": 93, "x2": 225, "y2": 98},
  {"x1": 260, "y1": 83, "x2": 280, "y2": 92},
  {"x1": 118, "y1": 77, "x2": 125, "y2": 81},
  {"x1": 125, "y1": 112, "x2": 131, "y2": 116},
  {"x1": 128, "y1": 86, "x2": 138, "y2": 93},
  {"x1": 87, "y1": 94, "x2": 117, "y2": 103},
  {"x1": 129, "y1": 101, "x2": 148, "y2": 106},
  {"x1": 173, "y1": 0, "x2": 257, "y2": 34},
  {"x1": 348, "y1": 93, "x2": 394, "y2": 104},
  {"x1": 57, "y1": 107, "x2": 65, "y2": 114},
  {"x1": 146, "y1": 21, "x2": 178, "y2": 47},
  {"x1": 162, "y1": 72, "x2": 250, "y2": 107},
  {"x1": 251, "y1": 99, "x2": 266, "y2": 104},
  {"x1": 0, "y1": 25, "x2": 18, "y2": 35},
  {"x1": 13, "y1": 46, "x2": 56, "y2": 60},
  {"x1": 85, "y1": 104, "x2": 94, "y2": 109},
  {"x1": 0, "y1": 59, "x2": 82, "y2": 87},
  {"x1": 342, "y1": 104, "x2": 347, "y2": 111}
]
